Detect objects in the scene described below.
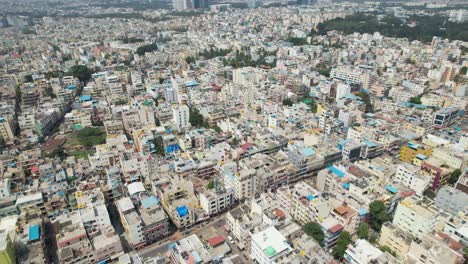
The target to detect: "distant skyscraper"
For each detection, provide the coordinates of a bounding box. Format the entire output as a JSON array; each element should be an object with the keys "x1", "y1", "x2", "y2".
[
  {"x1": 193, "y1": 0, "x2": 206, "y2": 9},
  {"x1": 172, "y1": 0, "x2": 187, "y2": 11}
]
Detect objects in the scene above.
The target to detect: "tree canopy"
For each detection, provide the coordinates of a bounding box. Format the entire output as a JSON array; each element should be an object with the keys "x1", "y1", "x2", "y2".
[
  {"x1": 303, "y1": 222, "x2": 324, "y2": 246},
  {"x1": 189, "y1": 108, "x2": 207, "y2": 128},
  {"x1": 369, "y1": 200, "x2": 389, "y2": 231},
  {"x1": 282, "y1": 98, "x2": 293, "y2": 106},
  {"x1": 318, "y1": 13, "x2": 468, "y2": 42},
  {"x1": 136, "y1": 43, "x2": 158, "y2": 56},
  {"x1": 331, "y1": 231, "x2": 353, "y2": 260},
  {"x1": 66, "y1": 65, "x2": 91, "y2": 82},
  {"x1": 409, "y1": 96, "x2": 422, "y2": 104},
  {"x1": 448, "y1": 169, "x2": 462, "y2": 186},
  {"x1": 357, "y1": 223, "x2": 369, "y2": 240}
]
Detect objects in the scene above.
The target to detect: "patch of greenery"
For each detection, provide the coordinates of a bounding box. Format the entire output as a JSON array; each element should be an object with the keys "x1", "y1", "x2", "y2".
[
  {"x1": 318, "y1": 13, "x2": 468, "y2": 42},
  {"x1": 357, "y1": 92, "x2": 373, "y2": 113},
  {"x1": 223, "y1": 48, "x2": 276, "y2": 69},
  {"x1": 369, "y1": 200, "x2": 390, "y2": 231},
  {"x1": 66, "y1": 65, "x2": 91, "y2": 82},
  {"x1": 287, "y1": 36, "x2": 308, "y2": 46},
  {"x1": 199, "y1": 48, "x2": 232, "y2": 59},
  {"x1": 331, "y1": 231, "x2": 352, "y2": 260},
  {"x1": 189, "y1": 108, "x2": 208, "y2": 128},
  {"x1": 449, "y1": 169, "x2": 462, "y2": 186},
  {"x1": 75, "y1": 127, "x2": 106, "y2": 147},
  {"x1": 86, "y1": 13, "x2": 145, "y2": 20},
  {"x1": 73, "y1": 150, "x2": 95, "y2": 159},
  {"x1": 409, "y1": 96, "x2": 422, "y2": 104},
  {"x1": 303, "y1": 222, "x2": 324, "y2": 246},
  {"x1": 207, "y1": 180, "x2": 215, "y2": 189},
  {"x1": 316, "y1": 63, "x2": 331, "y2": 78},
  {"x1": 357, "y1": 223, "x2": 369, "y2": 240},
  {"x1": 136, "y1": 43, "x2": 158, "y2": 56},
  {"x1": 282, "y1": 98, "x2": 293, "y2": 106}
]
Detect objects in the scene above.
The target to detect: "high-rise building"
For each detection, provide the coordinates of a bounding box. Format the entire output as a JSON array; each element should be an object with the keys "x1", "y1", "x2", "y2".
[{"x1": 172, "y1": 105, "x2": 190, "y2": 132}]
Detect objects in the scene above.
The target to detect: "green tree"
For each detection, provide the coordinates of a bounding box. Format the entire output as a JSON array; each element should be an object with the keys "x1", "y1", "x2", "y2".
[
  {"x1": 0, "y1": 136, "x2": 6, "y2": 149},
  {"x1": 136, "y1": 43, "x2": 158, "y2": 56},
  {"x1": 189, "y1": 108, "x2": 205, "y2": 128},
  {"x1": 303, "y1": 222, "x2": 324, "y2": 246},
  {"x1": 460, "y1": 66, "x2": 467, "y2": 75},
  {"x1": 357, "y1": 223, "x2": 369, "y2": 240},
  {"x1": 331, "y1": 231, "x2": 352, "y2": 260},
  {"x1": 49, "y1": 147, "x2": 66, "y2": 161},
  {"x1": 66, "y1": 65, "x2": 91, "y2": 82},
  {"x1": 409, "y1": 96, "x2": 422, "y2": 104},
  {"x1": 380, "y1": 245, "x2": 396, "y2": 257},
  {"x1": 316, "y1": 63, "x2": 331, "y2": 77},
  {"x1": 357, "y1": 92, "x2": 373, "y2": 113},
  {"x1": 150, "y1": 136, "x2": 164, "y2": 156},
  {"x1": 76, "y1": 127, "x2": 106, "y2": 147},
  {"x1": 448, "y1": 169, "x2": 462, "y2": 186},
  {"x1": 282, "y1": 98, "x2": 293, "y2": 106},
  {"x1": 185, "y1": 56, "x2": 196, "y2": 64},
  {"x1": 369, "y1": 200, "x2": 389, "y2": 231},
  {"x1": 207, "y1": 180, "x2": 215, "y2": 189}
]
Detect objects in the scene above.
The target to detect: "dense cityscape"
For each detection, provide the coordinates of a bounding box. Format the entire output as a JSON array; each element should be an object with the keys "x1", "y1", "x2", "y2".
[{"x1": 0, "y1": 0, "x2": 467, "y2": 263}]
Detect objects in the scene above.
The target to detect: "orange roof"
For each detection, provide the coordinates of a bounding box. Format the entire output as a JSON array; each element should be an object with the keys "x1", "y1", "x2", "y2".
[
  {"x1": 207, "y1": 235, "x2": 225, "y2": 247},
  {"x1": 31, "y1": 166, "x2": 39, "y2": 173},
  {"x1": 334, "y1": 205, "x2": 349, "y2": 216},
  {"x1": 274, "y1": 208, "x2": 285, "y2": 219},
  {"x1": 329, "y1": 224, "x2": 344, "y2": 233}
]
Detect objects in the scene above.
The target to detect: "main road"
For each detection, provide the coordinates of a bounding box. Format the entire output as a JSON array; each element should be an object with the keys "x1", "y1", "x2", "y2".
[{"x1": 137, "y1": 214, "x2": 227, "y2": 260}]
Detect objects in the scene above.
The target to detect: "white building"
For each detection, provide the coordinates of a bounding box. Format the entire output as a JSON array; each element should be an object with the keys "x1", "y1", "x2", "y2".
[
  {"x1": 0, "y1": 178, "x2": 11, "y2": 199},
  {"x1": 250, "y1": 226, "x2": 293, "y2": 264},
  {"x1": 344, "y1": 239, "x2": 392, "y2": 264},
  {"x1": 449, "y1": 9, "x2": 468, "y2": 23},
  {"x1": 199, "y1": 187, "x2": 235, "y2": 216},
  {"x1": 394, "y1": 163, "x2": 430, "y2": 196},
  {"x1": 172, "y1": 105, "x2": 190, "y2": 132},
  {"x1": 116, "y1": 197, "x2": 145, "y2": 248},
  {"x1": 393, "y1": 196, "x2": 444, "y2": 240},
  {"x1": 336, "y1": 83, "x2": 351, "y2": 101},
  {"x1": 0, "y1": 116, "x2": 14, "y2": 142}
]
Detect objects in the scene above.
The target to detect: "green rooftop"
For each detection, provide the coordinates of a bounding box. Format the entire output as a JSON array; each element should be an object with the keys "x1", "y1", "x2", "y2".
[{"x1": 264, "y1": 246, "x2": 276, "y2": 257}]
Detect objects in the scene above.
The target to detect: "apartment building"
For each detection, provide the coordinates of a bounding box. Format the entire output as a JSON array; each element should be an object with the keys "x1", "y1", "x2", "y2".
[
  {"x1": 394, "y1": 163, "x2": 431, "y2": 196},
  {"x1": 393, "y1": 197, "x2": 446, "y2": 240},
  {"x1": 378, "y1": 222, "x2": 413, "y2": 259},
  {"x1": 250, "y1": 226, "x2": 293, "y2": 264}
]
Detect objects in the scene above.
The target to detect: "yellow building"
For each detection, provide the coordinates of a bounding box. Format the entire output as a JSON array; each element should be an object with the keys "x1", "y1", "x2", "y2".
[
  {"x1": 0, "y1": 231, "x2": 15, "y2": 264},
  {"x1": 379, "y1": 222, "x2": 412, "y2": 259},
  {"x1": 400, "y1": 141, "x2": 432, "y2": 164},
  {"x1": 316, "y1": 103, "x2": 327, "y2": 115}
]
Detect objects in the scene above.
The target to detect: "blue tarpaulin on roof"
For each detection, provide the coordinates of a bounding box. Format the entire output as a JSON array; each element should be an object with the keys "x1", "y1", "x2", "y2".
[
  {"x1": 29, "y1": 224, "x2": 40, "y2": 241},
  {"x1": 166, "y1": 144, "x2": 180, "y2": 154},
  {"x1": 416, "y1": 154, "x2": 427, "y2": 160},
  {"x1": 386, "y1": 185, "x2": 398, "y2": 194},
  {"x1": 328, "y1": 166, "x2": 345, "y2": 178},
  {"x1": 307, "y1": 195, "x2": 315, "y2": 201},
  {"x1": 192, "y1": 251, "x2": 202, "y2": 263},
  {"x1": 141, "y1": 196, "x2": 159, "y2": 209},
  {"x1": 303, "y1": 147, "x2": 315, "y2": 157},
  {"x1": 79, "y1": 95, "x2": 91, "y2": 101},
  {"x1": 176, "y1": 206, "x2": 188, "y2": 217},
  {"x1": 359, "y1": 208, "x2": 367, "y2": 216},
  {"x1": 342, "y1": 183, "x2": 350, "y2": 190},
  {"x1": 184, "y1": 80, "x2": 199, "y2": 87}
]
